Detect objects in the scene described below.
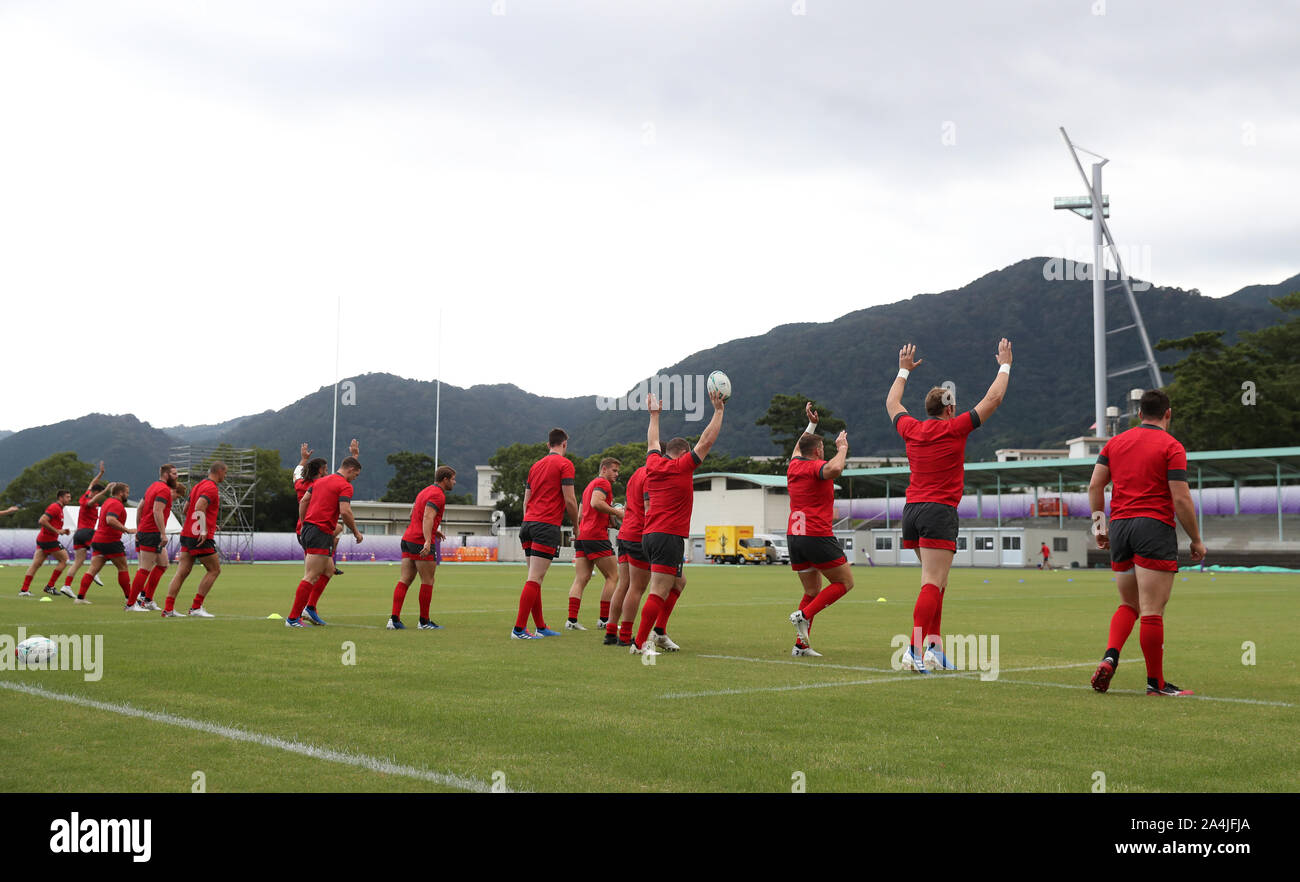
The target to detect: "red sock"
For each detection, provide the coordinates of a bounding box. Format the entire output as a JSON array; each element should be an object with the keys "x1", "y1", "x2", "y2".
[
  {"x1": 307, "y1": 574, "x2": 330, "y2": 607},
  {"x1": 927, "y1": 587, "x2": 946, "y2": 648},
  {"x1": 190, "y1": 593, "x2": 204, "y2": 610},
  {"x1": 79, "y1": 573, "x2": 93, "y2": 597},
  {"x1": 392, "y1": 581, "x2": 409, "y2": 617},
  {"x1": 47, "y1": 568, "x2": 64, "y2": 588},
  {"x1": 606, "y1": 615, "x2": 618, "y2": 635},
  {"x1": 516, "y1": 581, "x2": 540, "y2": 631},
  {"x1": 290, "y1": 580, "x2": 313, "y2": 620},
  {"x1": 803, "y1": 582, "x2": 847, "y2": 619},
  {"x1": 656, "y1": 587, "x2": 682, "y2": 629},
  {"x1": 64, "y1": 573, "x2": 73, "y2": 587},
  {"x1": 798, "y1": 592, "x2": 815, "y2": 640},
  {"x1": 599, "y1": 601, "x2": 610, "y2": 620},
  {"x1": 1140, "y1": 615, "x2": 1164, "y2": 688},
  {"x1": 636, "y1": 594, "x2": 665, "y2": 648},
  {"x1": 164, "y1": 595, "x2": 176, "y2": 612},
  {"x1": 419, "y1": 583, "x2": 432, "y2": 620},
  {"x1": 531, "y1": 582, "x2": 547, "y2": 630},
  {"x1": 568, "y1": 596, "x2": 581, "y2": 620},
  {"x1": 1107, "y1": 604, "x2": 1139, "y2": 653},
  {"x1": 912, "y1": 583, "x2": 941, "y2": 649},
  {"x1": 22, "y1": 575, "x2": 32, "y2": 592},
  {"x1": 145, "y1": 567, "x2": 166, "y2": 600},
  {"x1": 117, "y1": 570, "x2": 131, "y2": 598},
  {"x1": 129, "y1": 568, "x2": 150, "y2": 605},
  {"x1": 618, "y1": 620, "x2": 634, "y2": 643}
]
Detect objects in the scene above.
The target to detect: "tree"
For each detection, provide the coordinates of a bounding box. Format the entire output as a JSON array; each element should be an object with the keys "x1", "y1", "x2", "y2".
[
  {"x1": 755, "y1": 393, "x2": 848, "y2": 458},
  {"x1": 381, "y1": 451, "x2": 439, "y2": 503},
  {"x1": 1157, "y1": 292, "x2": 1300, "y2": 450},
  {"x1": 251, "y1": 447, "x2": 297, "y2": 532},
  {"x1": 0, "y1": 452, "x2": 95, "y2": 528}
]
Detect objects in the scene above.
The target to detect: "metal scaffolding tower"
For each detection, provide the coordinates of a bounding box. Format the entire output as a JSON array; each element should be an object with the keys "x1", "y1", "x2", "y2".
[{"x1": 169, "y1": 445, "x2": 258, "y2": 563}]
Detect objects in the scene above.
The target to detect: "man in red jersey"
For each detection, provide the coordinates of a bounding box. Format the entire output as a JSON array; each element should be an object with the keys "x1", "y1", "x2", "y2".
[
  {"x1": 127, "y1": 463, "x2": 180, "y2": 611},
  {"x1": 632, "y1": 388, "x2": 724, "y2": 657},
  {"x1": 75, "y1": 483, "x2": 136, "y2": 604},
  {"x1": 1088, "y1": 389, "x2": 1205, "y2": 697},
  {"x1": 389, "y1": 465, "x2": 456, "y2": 631},
  {"x1": 20, "y1": 489, "x2": 72, "y2": 597},
  {"x1": 287, "y1": 457, "x2": 363, "y2": 628},
  {"x1": 1038, "y1": 541, "x2": 1051, "y2": 569},
  {"x1": 886, "y1": 339, "x2": 1012, "y2": 673},
  {"x1": 294, "y1": 439, "x2": 358, "y2": 574},
  {"x1": 163, "y1": 461, "x2": 227, "y2": 618},
  {"x1": 786, "y1": 403, "x2": 852, "y2": 657},
  {"x1": 605, "y1": 463, "x2": 649, "y2": 646},
  {"x1": 61, "y1": 461, "x2": 108, "y2": 597},
  {"x1": 512, "y1": 428, "x2": 580, "y2": 639},
  {"x1": 566, "y1": 457, "x2": 624, "y2": 631}
]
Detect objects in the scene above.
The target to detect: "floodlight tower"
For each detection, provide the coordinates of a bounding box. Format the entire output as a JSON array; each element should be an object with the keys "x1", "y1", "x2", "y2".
[{"x1": 1055, "y1": 128, "x2": 1163, "y2": 438}]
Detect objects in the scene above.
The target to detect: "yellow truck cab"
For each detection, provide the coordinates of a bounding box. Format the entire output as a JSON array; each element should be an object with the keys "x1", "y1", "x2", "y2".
[{"x1": 705, "y1": 525, "x2": 755, "y2": 564}]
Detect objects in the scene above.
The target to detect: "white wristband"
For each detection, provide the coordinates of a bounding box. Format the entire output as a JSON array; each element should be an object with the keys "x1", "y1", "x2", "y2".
[
  {"x1": 804, "y1": 421, "x2": 817, "y2": 436},
  {"x1": 999, "y1": 363, "x2": 1011, "y2": 375},
  {"x1": 897, "y1": 368, "x2": 910, "y2": 380}
]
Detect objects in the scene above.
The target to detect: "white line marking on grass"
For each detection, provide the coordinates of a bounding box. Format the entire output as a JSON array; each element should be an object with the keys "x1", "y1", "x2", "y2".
[
  {"x1": 984, "y1": 677, "x2": 1297, "y2": 708},
  {"x1": 0, "y1": 681, "x2": 507, "y2": 791}
]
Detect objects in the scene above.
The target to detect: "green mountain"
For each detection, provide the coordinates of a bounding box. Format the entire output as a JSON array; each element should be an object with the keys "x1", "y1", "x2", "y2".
[{"x1": 0, "y1": 414, "x2": 176, "y2": 496}]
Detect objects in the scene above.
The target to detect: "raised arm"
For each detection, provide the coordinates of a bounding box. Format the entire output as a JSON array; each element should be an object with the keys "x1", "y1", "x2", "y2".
[
  {"x1": 692, "y1": 389, "x2": 726, "y2": 460},
  {"x1": 646, "y1": 393, "x2": 663, "y2": 453},
  {"x1": 823, "y1": 431, "x2": 850, "y2": 480},
  {"x1": 294, "y1": 443, "x2": 312, "y2": 481},
  {"x1": 84, "y1": 460, "x2": 105, "y2": 495},
  {"x1": 887, "y1": 344, "x2": 922, "y2": 421},
  {"x1": 973, "y1": 338, "x2": 1013, "y2": 424}
]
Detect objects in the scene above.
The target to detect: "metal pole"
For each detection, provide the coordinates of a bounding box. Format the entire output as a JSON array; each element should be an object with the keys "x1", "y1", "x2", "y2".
[
  {"x1": 435, "y1": 307, "x2": 442, "y2": 467},
  {"x1": 1092, "y1": 161, "x2": 1108, "y2": 439},
  {"x1": 1279, "y1": 464, "x2": 1285, "y2": 542},
  {"x1": 1058, "y1": 472, "x2": 1064, "y2": 529},
  {"x1": 1197, "y1": 467, "x2": 1204, "y2": 538},
  {"x1": 884, "y1": 480, "x2": 890, "y2": 529},
  {"x1": 996, "y1": 474, "x2": 1002, "y2": 528},
  {"x1": 331, "y1": 295, "x2": 340, "y2": 469}
]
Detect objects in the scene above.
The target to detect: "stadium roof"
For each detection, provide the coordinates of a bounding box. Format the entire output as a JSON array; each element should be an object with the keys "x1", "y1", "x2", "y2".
[{"x1": 695, "y1": 471, "x2": 842, "y2": 490}]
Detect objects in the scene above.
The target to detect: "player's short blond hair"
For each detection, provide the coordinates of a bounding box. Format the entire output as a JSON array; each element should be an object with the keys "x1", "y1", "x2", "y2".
[{"x1": 925, "y1": 387, "x2": 952, "y2": 417}]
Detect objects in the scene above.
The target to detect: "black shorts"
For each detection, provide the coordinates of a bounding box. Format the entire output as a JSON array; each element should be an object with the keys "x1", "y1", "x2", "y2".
[
  {"x1": 91, "y1": 541, "x2": 126, "y2": 558},
  {"x1": 1109, "y1": 517, "x2": 1178, "y2": 573},
  {"x1": 901, "y1": 502, "x2": 958, "y2": 552},
  {"x1": 73, "y1": 528, "x2": 95, "y2": 549},
  {"x1": 520, "y1": 521, "x2": 562, "y2": 560},
  {"x1": 574, "y1": 539, "x2": 614, "y2": 560},
  {"x1": 37, "y1": 540, "x2": 63, "y2": 552},
  {"x1": 136, "y1": 531, "x2": 163, "y2": 552},
  {"x1": 617, "y1": 537, "x2": 648, "y2": 570},
  {"x1": 642, "y1": 532, "x2": 685, "y2": 578},
  {"x1": 180, "y1": 537, "x2": 217, "y2": 557},
  {"x1": 400, "y1": 539, "x2": 437, "y2": 561},
  {"x1": 300, "y1": 523, "x2": 334, "y2": 556},
  {"x1": 788, "y1": 534, "x2": 847, "y2": 572}
]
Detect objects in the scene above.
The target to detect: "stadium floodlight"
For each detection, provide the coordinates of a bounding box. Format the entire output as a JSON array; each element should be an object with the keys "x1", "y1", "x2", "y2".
[{"x1": 1056, "y1": 127, "x2": 1164, "y2": 438}]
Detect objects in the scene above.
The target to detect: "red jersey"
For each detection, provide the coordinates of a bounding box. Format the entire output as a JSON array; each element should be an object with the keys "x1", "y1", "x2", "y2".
[
  {"x1": 76, "y1": 490, "x2": 101, "y2": 530},
  {"x1": 523, "y1": 452, "x2": 575, "y2": 526},
  {"x1": 577, "y1": 477, "x2": 615, "y2": 540},
  {"x1": 92, "y1": 497, "x2": 128, "y2": 543},
  {"x1": 36, "y1": 502, "x2": 65, "y2": 542},
  {"x1": 183, "y1": 478, "x2": 221, "y2": 540},
  {"x1": 1099, "y1": 424, "x2": 1188, "y2": 527},
  {"x1": 303, "y1": 473, "x2": 354, "y2": 533},
  {"x1": 137, "y1": 481, "x2": 174, "y2": 533},
  {"x1": 401, "y1": 484, "x2": 447, "y2": 544},
  {"x1": 786, "y1": 457, "x2": 835, "y2": 537},
  {"x1": 617, "y1": 467, "x2": 648, "y2": 542},
  {"x1": 643, "y1": 449, "x2": 701, "y2": 537},
  {"x1": 294, "y1": 478, "x2": 313, "y2": 532},
  {"x1": 894, "y1": 410, "x2": 981, "y2": 507}
]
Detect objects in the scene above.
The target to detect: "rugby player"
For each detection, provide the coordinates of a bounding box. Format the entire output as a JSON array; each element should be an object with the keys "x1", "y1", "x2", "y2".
[
  {"x1": 512, "y1": 429, "x2": 579, "y2": 640},
  {"x1": 631, "y1": 389, "x2": 724, "y2": 657},
  {"x1": 127, "y1": 463, "x2": 180, "y2": 611},
  {"x1": 163, "y1": 461, "x2": 227, "y2": 618},
  {"x1": 1088, "y1": 389, "x2": 1205, "y2": 697},
  {"x1": 19, "y1": 490, "x2": 72, "y2": 598},
  {"x1": 389, "y1": 466, "x2": 456, "y2": 630},
  {"x1": 287, "y1": 456, "x2": 363, "y2": 628},
  {"x1": 294, "y1": 439, "x2": 359, "y2": 575},
  {"x1": 787, "y1": 403, "x2": 853, "y2": 657},
  {"x1": 886, "y1": 339, "x2": 1012, "y2": 673},
  {"x1": 75, "y1": 482, "x2": 135, "y2": 604},
  {"x1": 62, "y1": 461, "x2": 108, "y2": 596},
  {"x1": 605, "y1": 463, "x2": 648, "y2": 646},
  {"x1": 566, "y1": 458, "x2": 624, "y2": 630}
]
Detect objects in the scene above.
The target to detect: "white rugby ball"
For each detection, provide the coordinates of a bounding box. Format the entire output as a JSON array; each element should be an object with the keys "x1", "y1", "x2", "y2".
[
  {"x1": 706, "y1": 370, "x2": 731, "y2": 401},
  {"x1": 16, "y1": 636, "x2": 57, "y2": 666}
]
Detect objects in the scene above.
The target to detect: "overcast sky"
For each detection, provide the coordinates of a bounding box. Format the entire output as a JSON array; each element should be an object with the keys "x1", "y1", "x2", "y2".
[{"x1": 1, "y1": 0, "x2": 1296, "y2": 433}]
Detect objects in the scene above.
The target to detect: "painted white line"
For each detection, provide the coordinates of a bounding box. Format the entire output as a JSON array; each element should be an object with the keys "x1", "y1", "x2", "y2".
[
  {"x1": 0, "y1": 680, "x2": 506, "y2": 791},
  {"x1": 985, "y1": 677, "x2": 1296, "y2": 708},
  {"x1": 660, "y1": 673, "x2": 933, "y2": 699},
  {"x1": 697, "y1": 654, "x2": 1097, "y2": 676}
]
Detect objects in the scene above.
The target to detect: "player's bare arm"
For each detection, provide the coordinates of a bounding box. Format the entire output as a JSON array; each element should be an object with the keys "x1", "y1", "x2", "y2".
[
  {"x1": 887, "y1": 343, "x2": 921, "y2": 421},
  {"x1": 89, "y1": 486, "x2": 112, "y2": 505},
  {"x1": 591, "y1": 488, "x2": 620, "y2": 517},
  {"x1": 563, "y1": 484, "x2": 580, "y2": 527},
  {"x1": 646, "y1": 393, "x2": 663, "y2": 452},
  {"x1": 692, "y1": 389, "x2": 726, "y2": 460},
  {"x1": 0, "y1": 506, "x2": 18, "y2": 517},
  {"x1": 107, "y1": 511, "x2": 135, "y2": 535},
  {"x1": 349, "y1": 438, "x2": 360, "y2": 459},
  {"x1": 1169, "y1": 480, "x2": 1206, "y2": 562},
  {"x1": 1088, "y1": 463, "x2": 1110, "y2": 549},
  {"x1": 297, "y1": 490, "x2": 311, "y2": 525},
  {"x1": 973, "y1": 337, "x2": 1013, "y2": 424},
  {"x1": 84, "y1": 461, "x2": 105, "y2": 494},
  {"x1": 153, "y1": 499, "x2": 168, "y2": 534},
  {"x1": 421, "y1": 506, "x2": 438, "y2": 553},
  {"x1": 823, "y1": 430, "x2": 850, "y2": 480},
  {"x1": 340, "y1": 499, "x2": 362, "y2": 543}
]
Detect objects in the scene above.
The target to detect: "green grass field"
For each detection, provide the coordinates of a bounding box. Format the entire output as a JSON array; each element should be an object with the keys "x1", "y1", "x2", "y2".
[{"x1": 0, "y1": 561, "x2": 1295, "y2": 793}]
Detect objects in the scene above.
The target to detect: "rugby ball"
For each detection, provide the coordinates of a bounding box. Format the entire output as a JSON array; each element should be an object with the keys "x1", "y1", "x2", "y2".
[
  {"x1": 706, "y1": 370, "x2": 732, "y2": 401},
  {"x1": 16, "y1": 636, "x2": 57, "y2": 665}
]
